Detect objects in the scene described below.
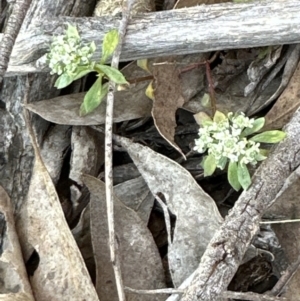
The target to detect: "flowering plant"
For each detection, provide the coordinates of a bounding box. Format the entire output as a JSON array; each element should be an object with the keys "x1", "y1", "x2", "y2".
[
  {"x1": 194, "y1": 110, "x2": 286, "y2": 190},
  {"x1": 47, "y1": 24, "x2": 128, "y2": 115}
]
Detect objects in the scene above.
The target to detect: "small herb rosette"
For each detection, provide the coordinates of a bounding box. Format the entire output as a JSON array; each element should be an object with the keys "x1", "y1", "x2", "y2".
[
  {"x1": 194, "y1": 111, "x2": 286, "y2": 191},
  {"x1": 47, "y1": 24, "x2": 128, "y2": 115}
]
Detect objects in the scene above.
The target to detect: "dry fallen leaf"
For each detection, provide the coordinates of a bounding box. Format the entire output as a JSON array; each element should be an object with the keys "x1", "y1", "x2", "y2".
[
  {"x1": 116, "y1": 136, "x2": 223, "y2": 286},
  {"x1": 263, "y1": 60, "x2": 300, "y2": 131},
  {"x1": 0, "y1": 186, "x2": 35, "y2": 301},
  {"x1": 25, "y1": 82, "x2": 152, "y2": 126},
  {"x1": 82, "y1": 175, "x2": 166, "y2": 301},
  {"x1": 16, "y1": 112, "x2": 99, "y2": 301},
  {"x1": 114, "y1": 176, "x2": 154, "y2": 224},
  {"x1": 151, "y1": 59, "x2": 186, "y2": 158}
]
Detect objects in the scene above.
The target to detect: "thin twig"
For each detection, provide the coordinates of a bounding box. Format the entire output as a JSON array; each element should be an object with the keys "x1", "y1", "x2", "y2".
[
  {"x1": 124, "y1": 287, "x2": 286, "y2": 301},
  {"x1": 104, "y1": 1, "x2": 133, "y2": 301},
  {"x1": 260, "y1": 218, "x2": 300, "y2": 224},
  {"x1": 0, "y1": 0, "x2": 32, "y2": 83}
]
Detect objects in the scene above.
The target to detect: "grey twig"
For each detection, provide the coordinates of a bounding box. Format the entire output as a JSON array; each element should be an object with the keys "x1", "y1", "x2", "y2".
[
  {"x1": 0, "y1": 0, "x2": 32, "y2": 83},
  {"x1": 104, "y1": 1, "x2": 133, "y2": 301}
]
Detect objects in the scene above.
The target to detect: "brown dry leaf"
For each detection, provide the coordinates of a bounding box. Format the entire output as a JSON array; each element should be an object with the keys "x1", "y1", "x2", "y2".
[
  {"x1": 116, "y1": 136, "x2": 223, "y2": 286},
  {"x1": 263, "y1": 60, "x2": 300, "y2": 131},
  {"x1": 16, "y1": 114, "x2": 99, "y2": 301},
  {"x1": 0, "y1": 186, "x2": 35, "y2": 301},
  {"x1": 82, "y1": 175, "x2": 166, "y2": 301},
  {"x1": 151, "y1": 59, "x2": 186, "y2": 158}
]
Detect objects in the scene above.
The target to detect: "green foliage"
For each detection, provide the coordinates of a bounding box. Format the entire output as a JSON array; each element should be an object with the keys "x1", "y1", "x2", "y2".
[
  {"x1": 194, "y1": 110, "x2": 286, "y2": 191},
  {"x1": 47, "y1": 24, "x2": 127, "y2": 115},
  {"x1": 101, "y1": 29, "x2": 119, "y2": 64},
  {"x1": 203, "y1": 155, "x2": 217, "y2": 177},
  {"x1": 250, "y1": 130, "x2": 286, "y2": 143}
]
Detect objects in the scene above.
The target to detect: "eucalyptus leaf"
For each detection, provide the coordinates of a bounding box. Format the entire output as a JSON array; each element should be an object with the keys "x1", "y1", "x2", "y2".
[
  {"x1": 96, "y1": 64, "x2": 128, "y2": 84},
  {"x1": 54, "y1": 73, "x2": 74, "y2": 89},
  {"x1": 101, "y1": 29, "x2": 119, "y2": 63},
  {"x1": 213, "y1": 110, "x2": 227, "y2": 123},
  {"x1": 228, "y1": 161, "x2": 241, "y2": 191},
  {"x1": 250, "y1": 130, "x2": 286, "y2": 143},
  {"x1": 241, "y1": 117, "x2": 265, "y2": 137},
  {"x1": 203, "y1": 154, "x2": 217, "y2": 176},
  {"x1": 237, "y1": 162, "x2": 251, "y2": 190},
  {"x1": 80, "y1": 77, "x2": 108, "y2": 116}
]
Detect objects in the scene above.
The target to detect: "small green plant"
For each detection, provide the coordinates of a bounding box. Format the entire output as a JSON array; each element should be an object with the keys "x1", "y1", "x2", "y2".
[
  {"x1": 194, "y1": 111, "x2": 286, "y2": 191},
  {"x1": 46, "y1": 24, "x2": 128, "y2": 115}
]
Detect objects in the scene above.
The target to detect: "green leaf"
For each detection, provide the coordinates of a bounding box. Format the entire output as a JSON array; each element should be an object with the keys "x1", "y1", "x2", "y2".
[
  {"x1": 101, "y1": 29, "x2": 119, "y2": 63},
  {"x1": 194, "y1": 111, "x2": 212, "y2": 126},
  {"x1": 237, "y1": 162, "x2": 251, "y2": 190},
  {"x1": 145, "y1": 81, "x2": 154, "y2": 100},
  {"x1": 259, "y1": 148, "x2": 269, "y2": 157},
  {"x1": 80, "y1": 77, "x2": 108, "y2": 116},
  {"x1": 228, "y1": 161, "x2": 241, "y2": 191},
  {"x1": 203, "y1": 154, "x2": 217, "y2": 177},
  {"x1": 218, "y1": 157, "x2": 228, "y2": 170},
  {"x1": 250, "y1": 130, "x2": 286, "y2": 143},
  {"x1": 241, "y1": 117, "x2": 265, "y2": 137},
  {"x1": 66, "y1": 23, "x2": 80, "y2": 39},
  {"x1": 137, "y1": 59, "x2": 151, "y2": 73},
  {"x1": 73, "y1": 66, "x2": 93, "y2": 81},
  {"x1": 213, "y1": 110, "x2": 227, "y2": 123},
  {"x1": 96, "y1": 64, "x2": 128, "y2": 84},
  {"x1": 54, "y1": 73, "x2": 74, "y2": 89},
  {"x1": 200, "y1": 93, "x2": 211, "y2": 108}
]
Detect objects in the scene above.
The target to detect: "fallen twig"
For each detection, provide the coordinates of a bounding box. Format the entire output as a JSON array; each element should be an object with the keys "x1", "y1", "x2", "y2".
[
  {"x1": 0, "y1": 0, "x2": 32, "y2": 83},
  {"x1": 104, "y1": 2, "x2": 133, "y2": 301}
]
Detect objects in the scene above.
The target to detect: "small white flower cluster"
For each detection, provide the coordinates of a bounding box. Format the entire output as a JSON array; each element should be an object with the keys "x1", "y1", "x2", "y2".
[
  {"x1": 47, "y1": 31, "x2": 96, "y2": 76},
  {"x1": 194, "y1": 113, "x2": 261, "y2": 168}
]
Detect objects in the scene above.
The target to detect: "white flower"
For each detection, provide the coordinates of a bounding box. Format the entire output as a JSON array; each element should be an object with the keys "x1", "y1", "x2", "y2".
[
  {"x1": 47, "y1": 26, "x2": 96, "y2": 76},
  {"x1": 194, "y1": 112, "x2": 264, "y2": 169}
]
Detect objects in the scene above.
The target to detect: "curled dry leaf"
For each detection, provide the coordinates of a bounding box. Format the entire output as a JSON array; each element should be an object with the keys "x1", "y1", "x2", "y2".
[
  {"x1": 0, "y1": 186, "x2": 35, "y2": 301},
  {"x1": 116, "y1": 136, "x2": 223, "y2": 286},
  {"x1": 16, "y1": 115, "x2": 99, "y2": 301},
  {"x1": 82, "y1": 175, "x2": 166, "y2": 301},
  {"x1": 151, "y1": 59, "x2": 186, "y2": 158},
  {"x1": 263, "y1": 59, "x2": 300, "y2": 131},
  {"x1": 249, "y1": 44, "x2": 300, "y2": 115}
]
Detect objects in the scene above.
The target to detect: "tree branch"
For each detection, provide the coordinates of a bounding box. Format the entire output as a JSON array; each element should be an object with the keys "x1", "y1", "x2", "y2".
[
  {"x1": 0, "y1": 0, "x2": 32, "y2": 82},
  {"x1": 3, "y1": 0, "x2": 300, "y2": 76}
]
